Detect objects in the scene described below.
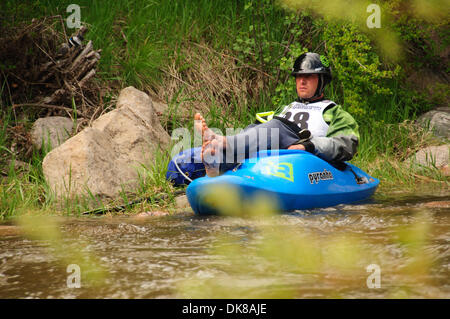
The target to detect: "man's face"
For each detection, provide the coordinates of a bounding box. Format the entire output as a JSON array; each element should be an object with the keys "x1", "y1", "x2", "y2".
[{"x1": 296, "y1": 74, "x2": 319, "y2": 99}]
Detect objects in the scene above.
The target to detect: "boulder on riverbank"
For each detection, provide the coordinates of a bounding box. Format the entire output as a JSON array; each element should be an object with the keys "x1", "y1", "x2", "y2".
[
  {"x1": 42, "y1": 86, "x2": 171, "y2": 200},
  {"x1": 406, "y1": 144, "x2": 449, "y2": 176},
  {"x1": 417, "y1": 107, "x2": 450, "y2": 140},
  {"x1": 30, "y1": 116, "x2": 82, "y2": 151}
]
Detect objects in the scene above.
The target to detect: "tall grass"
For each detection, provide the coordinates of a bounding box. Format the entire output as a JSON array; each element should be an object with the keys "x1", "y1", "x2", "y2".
[
  {"x1": 0, "y1": 150, "x2": 53, "y2": 220},
  {"x1": 27, "y1": 0, "x2": 249, "y2": 89}
]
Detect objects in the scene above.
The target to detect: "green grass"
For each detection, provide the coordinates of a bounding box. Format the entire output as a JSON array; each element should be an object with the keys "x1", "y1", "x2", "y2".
[{"x1": 0, "y1": 155, "x2": 51, "y2": 220}]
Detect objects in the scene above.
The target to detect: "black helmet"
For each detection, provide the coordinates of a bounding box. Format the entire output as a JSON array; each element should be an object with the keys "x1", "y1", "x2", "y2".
[{"x1": 291, "y1": 52, "x2": 332, "y2": 98}]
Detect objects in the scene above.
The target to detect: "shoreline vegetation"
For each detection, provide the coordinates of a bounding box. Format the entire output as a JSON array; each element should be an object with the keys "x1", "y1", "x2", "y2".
[{"x1": 0, "y1": 0, "x2": 448, "y2": 220}]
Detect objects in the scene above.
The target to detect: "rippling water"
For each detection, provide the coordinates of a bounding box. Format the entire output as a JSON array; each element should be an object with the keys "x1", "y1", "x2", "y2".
[{"x1": 0, "y1": 187, "x2": 449, "y2": 299}]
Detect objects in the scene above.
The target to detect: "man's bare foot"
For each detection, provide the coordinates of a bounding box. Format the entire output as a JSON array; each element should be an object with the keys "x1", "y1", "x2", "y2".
[
  {"x1": 194, "y1": 113, "x2": 205, "y2": 139},
  {"x1": 194, "y1": 113, "x2": 227, "y2": 147},
  {"x1": 201, "y1": 139, "x2": 221, "y2": 177},
  {"x1": 195, "y1": 113, "x2": 229, "y2": 177},
  {"x1": 195, "y1": 113, "x2": 214, "y2": 142}
]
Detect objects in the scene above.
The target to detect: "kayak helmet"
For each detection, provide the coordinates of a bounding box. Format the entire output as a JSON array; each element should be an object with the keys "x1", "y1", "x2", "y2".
[{"x1": 291, "y1": 52, "x2": 332, "y2": 98}]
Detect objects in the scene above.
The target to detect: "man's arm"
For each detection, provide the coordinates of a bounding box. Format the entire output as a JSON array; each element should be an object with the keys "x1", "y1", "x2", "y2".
[{"x1": 298, "y1": 104, "x2": 359, "y2": 163}]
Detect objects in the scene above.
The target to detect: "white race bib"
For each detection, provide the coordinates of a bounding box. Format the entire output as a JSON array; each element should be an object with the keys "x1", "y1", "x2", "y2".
[{"x1": 278, "y1": 100, "x2": 335, "y2": 137}]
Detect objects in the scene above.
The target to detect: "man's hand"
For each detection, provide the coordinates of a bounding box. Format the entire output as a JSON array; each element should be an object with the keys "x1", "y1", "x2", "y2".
[{"x1": 287, "y1": 144, "x2": 306, "y2": 150}]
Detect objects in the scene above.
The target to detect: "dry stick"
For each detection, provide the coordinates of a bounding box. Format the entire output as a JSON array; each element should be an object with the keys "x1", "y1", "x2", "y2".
[
  {"x1": 32, "y1": 40, "x2": 58, "y2": 66},
  {"x1": 42, "y1": 22, "x2": 61, "y2": 40},
  {"x1": 354, "y1": 57, "x2": 368, "y2": 70},
  {"x1": 120, "y1": 29, "x2": 128, "y2": 44},
  {"x1": 40, "y1": 61, "x2": 54, "y2": 73},
  {"x1": 85, "y1": 49, "x2": 100, "y2": 59},
  {"x1": 39, "y1": 59, "x2": 60, "y2": 83},
  {"x1": 90, "y1": 106, "x2": 108, "y2": 125},
  {"x1": 12, "y1": 103, "x2": 87, "y2": 118},
  {"x1": 78, "y1": 69, "x2": 96, "y2": 87},
  {"x1": 35, "y1": 37, "x2": 69, "y2": 83},
  {"x1": 71, "y1": 80, "x2": 86, "y2": 115},
  {"x1": 313, "y1": 41, "x2": 326, "y2": 55},
  {"x1": 413, "y1": 174, "x2": 447, "y2": 183},
  {"x1": 77, "y1": 80, "x2": 96, "y2": 116},
  {"x1": 82, "y1": 190, "x2": 186, "y2": 215},
  {"x1": 0, "y1": 70, "x2": 16, "y2": 119},
  {"x1": 16, "y1": 18, "x2": 43, "y2": 38},
  {"x1": 7, "y1": 72, "x2": 50, "y2": 87},
  {"x1": 89, "y1": 100, "x2": 107, "y2": 124},
  {"x1": 70, "y1": 40, "x2": 93, "y2": 73},
  {"x1": 9, "y1": 131, "x2": 29, "y2": 142},
  {"x1": 74, "y1": 81, "x2": 100, "y2": 119},
  {"x1": 66, "y1": 44, "x2": 83, "y2": 64},
  {"x1": 8, "y1": 22, "x2": 98, "y2": 121},
  {"x1": 191, "y1": 42, "x2": 273, "y2": 78},
  {"x1": 57, "y1": 14, "x2": 68, "y2": 43},
  {"x1": 274, "y1": 20, "x2": 297, "y2": 88},
  {"x1": 254, "y1": 3, "x2": 265, "y2": 87},
  {"x1": 160, "y1": 68, "x2": 195, "y2": 89},
  {"x1": 75, "y1": 57, "x2": 99, "y2": 81},
  {"x1": 41, "y1": 87, "x2": 65, "y2": 105},
  {"x1": 73, "y1": 82, "x2": 96, "y2": 105}
]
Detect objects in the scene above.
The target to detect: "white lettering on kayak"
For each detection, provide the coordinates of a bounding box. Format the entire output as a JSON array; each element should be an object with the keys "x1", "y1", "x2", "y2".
[{"x1": 308, "y1": 169, "x2": 334, "y2": 184}]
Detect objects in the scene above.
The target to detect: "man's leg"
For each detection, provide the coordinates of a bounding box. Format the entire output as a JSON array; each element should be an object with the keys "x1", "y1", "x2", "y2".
[
  {"x1": 195, "y1": 113, "x2": 300, "y2": 177},
  {"x1": 220, "y1": 119, "x2": 300, "y2": 173}
]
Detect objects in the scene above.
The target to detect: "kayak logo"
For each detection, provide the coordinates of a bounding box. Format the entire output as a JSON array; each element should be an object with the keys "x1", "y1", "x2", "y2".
[
  {"x1": 308, "y1": 169, "x2": 333, "y2": 184},
  {"x1": 261, "y1": 161, "x2": 294, "y2": 182}
]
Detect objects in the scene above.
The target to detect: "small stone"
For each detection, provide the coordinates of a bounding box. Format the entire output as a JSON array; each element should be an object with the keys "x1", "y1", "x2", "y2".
[
  {"x1": 135, "y1": 211, "x2": 169, "y2": 218},
  {"x1": 30, "y1": 116, "x2": 76, "y2": 151},
  {"x1": 423, "y1": 201, "x2": 450, "y2": 209},
  {"x1": 6, "y1": 159, "x2": 31, "y2": 172},
  {"x1": 0, "y1": 225, "x2": 20, "y2": 237},
  {"x1": 175, "y1": 195, "x2": 190, "y2": 209},
  {"x1": 407, "y1": 144, "x2": 449, "y2": 169}
]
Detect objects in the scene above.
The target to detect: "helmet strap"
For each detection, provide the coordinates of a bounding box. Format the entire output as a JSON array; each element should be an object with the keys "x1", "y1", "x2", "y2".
[
  {"x1": 315, "y1": 74, "x2": 325, "y2": 96},
  {"x1": 297, "y1": 93, "x2": 324, "y2": 103}
]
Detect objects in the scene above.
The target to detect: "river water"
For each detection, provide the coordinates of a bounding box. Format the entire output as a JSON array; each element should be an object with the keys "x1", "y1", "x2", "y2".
[{"x1": 0, "y1": 186, "x2": 449, "y2": 299}]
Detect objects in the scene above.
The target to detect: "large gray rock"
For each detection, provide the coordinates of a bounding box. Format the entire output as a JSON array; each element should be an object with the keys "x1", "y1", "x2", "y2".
[
  {"x1": 30, "y1": 116, "x2": 75, "y2": 151},
  {"x1": 43, "y1": 87, "x2": 171, "y2": 199},
  {"x1": 43, "y1": 127, "x2": 117, "y2": 197},
  {"x1": 417, "y1": 107, "x2": 450, "y2": 140},
  {"x1": 407, "y1": 144, "x2": 449, "y2": 176}
]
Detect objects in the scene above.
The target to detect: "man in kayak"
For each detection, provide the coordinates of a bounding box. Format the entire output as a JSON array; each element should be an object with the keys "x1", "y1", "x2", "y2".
[{"x1": 195, "y1": 52, "x2": 359, "y2": 177}]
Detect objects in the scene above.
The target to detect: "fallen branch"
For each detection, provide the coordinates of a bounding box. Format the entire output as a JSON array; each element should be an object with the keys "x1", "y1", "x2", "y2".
[
  {"x1": 12, "y1": 103, "x2": 87, "y2": 118},
  {"x1": 0, "y1": 18, "x2": 104, "y2": 161},
  {"x1": 413, "y1": 173, "x2": 447, "y2": 183}
]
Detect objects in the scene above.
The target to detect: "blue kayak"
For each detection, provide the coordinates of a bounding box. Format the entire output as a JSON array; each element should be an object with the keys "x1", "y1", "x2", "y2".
[{"x1": 186, "y1": 149, "x2": 379, "y2": 215}]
